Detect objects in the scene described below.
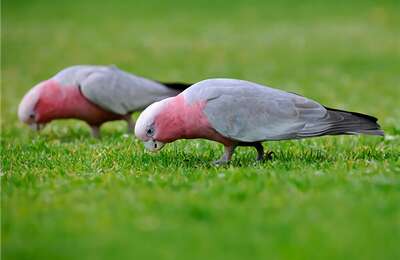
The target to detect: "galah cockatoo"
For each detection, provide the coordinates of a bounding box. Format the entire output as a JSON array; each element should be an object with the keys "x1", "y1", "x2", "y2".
[
  {"x1": 18, "y1": 65, "x2": 190, "y2": 137},
  {"x1": 135, "y1": 78, "x2": 384, "y2": 164}
]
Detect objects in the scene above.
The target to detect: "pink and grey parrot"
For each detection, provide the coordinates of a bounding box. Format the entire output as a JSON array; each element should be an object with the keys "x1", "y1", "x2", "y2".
[
  {"x1": 135, "y1": 78, "x2": 384, "y2": 164},
  {"x1": 18, "y1": 65, "x2": 190, "y2": 137}
]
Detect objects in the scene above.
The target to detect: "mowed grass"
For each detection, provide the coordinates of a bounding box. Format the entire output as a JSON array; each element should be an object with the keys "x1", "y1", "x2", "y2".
[{"x1": 2, "y1": 0, "x2": 400, "y2": 259}]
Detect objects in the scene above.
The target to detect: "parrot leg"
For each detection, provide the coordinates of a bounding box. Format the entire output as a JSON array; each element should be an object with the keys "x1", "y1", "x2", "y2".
[
  {"x1": 90, "y1": 125, "x2": 101, "y2": 138},
  {"x1": 237, "y1": 142, "x2": 272, "y2": 161},
  {"x1": 214, "y1": 145, "x2": 236, "y2": 165},
  {"x1": 125, "y1": 116, "x2": 136, "y2": 134},
  {"x1": 253, "y1": 142, "x2": 274, "y2": 161},
  {"x1": 254, "y1": 143, "x2": 265, "y2": 161}
]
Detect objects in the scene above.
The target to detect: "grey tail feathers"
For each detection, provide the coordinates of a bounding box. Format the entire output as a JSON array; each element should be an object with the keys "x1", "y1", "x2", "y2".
[
  {"x1": 299, "y1": 107, "x2": 384, "y2": 137},
  {"x1": 159, "y1": 82, "x2": 192, "y2": 91}
]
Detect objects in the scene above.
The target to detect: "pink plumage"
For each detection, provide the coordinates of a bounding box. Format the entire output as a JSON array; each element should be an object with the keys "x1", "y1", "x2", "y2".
[
  {"x1": 152, "y1": 95, "x2": 233, "y2": 145},
  {"x1": 135, "y1": 78, "x2": 383, "y2": 164},
  {"x1": 18, "y1": 65, "x2": 190, "y2": 137}
]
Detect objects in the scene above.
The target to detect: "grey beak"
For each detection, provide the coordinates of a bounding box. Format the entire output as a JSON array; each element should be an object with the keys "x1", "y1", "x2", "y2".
[{"x1": 143, "y1": 140, "x2": 165, "y2": 152}]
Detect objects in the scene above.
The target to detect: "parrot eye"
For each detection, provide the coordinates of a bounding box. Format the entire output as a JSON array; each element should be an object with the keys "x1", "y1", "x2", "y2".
[
  {"x1": 146, "y1": 127, "x2": 154, "y2": 137},
  {"x1": 29, "y1": 114, "x2": 35, "y2": 119}
]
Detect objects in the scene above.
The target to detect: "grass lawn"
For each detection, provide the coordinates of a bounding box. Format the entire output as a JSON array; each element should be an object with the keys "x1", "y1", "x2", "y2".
[{"x1": 2, "y1": 0, "x2": 400, "y2": 259}]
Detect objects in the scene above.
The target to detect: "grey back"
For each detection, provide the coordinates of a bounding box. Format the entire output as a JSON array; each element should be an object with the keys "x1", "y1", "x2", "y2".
[
  {"x1": 53, "y1": 65, "x2": 180, "y2": 115},
  {"x1": 183, "y1": 79, "x2": 329, "y2": 142}
]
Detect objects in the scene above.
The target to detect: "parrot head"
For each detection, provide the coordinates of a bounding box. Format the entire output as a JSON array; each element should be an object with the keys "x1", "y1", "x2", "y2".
[
  {"x1": 18, "y1": 65, "x2": 120, "y2": 132},
  {"x1": 135, "y1": 98, "x2": 174, "y2": 152},
  {"x1": 135, "y1": 94, "x2": 215, "y2": 152},
  {"x1": 18, "y1": 66, "x2": 93, "y2": 130},
  {"x1": 18, "y1": 80, "x2": 66, "y2": 131}
]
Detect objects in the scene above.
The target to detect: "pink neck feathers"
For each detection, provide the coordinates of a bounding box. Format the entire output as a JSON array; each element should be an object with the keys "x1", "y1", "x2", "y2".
[
  {"x1": 36, "y1": 80, "x2": 122, "y2": 125},
  {"x1": 154, "y1": 95, "x2": 233, "y2": 145}
]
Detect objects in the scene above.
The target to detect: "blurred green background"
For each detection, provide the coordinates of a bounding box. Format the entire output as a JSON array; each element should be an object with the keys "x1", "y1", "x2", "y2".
[{"x1": 2, "y1": 0, "x2": 400, "y2": 259}]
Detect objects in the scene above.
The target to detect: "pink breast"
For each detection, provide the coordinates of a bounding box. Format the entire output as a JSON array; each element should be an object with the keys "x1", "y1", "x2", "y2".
[
  {"x1": 155, "y1": 95, "x2": 234, "y2": 146},
  {"x1": 36, "y1": 81, "x2": 123, "y2": 126}
]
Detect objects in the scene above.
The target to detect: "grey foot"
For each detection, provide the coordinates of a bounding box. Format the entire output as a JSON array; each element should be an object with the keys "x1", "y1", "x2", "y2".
[
  {"x1": 91, "y1": 126, "x2": 101, "y2": 138},
  {"x1": 213, "y1": 158, "x2": 230, "y2": 166},
  {"x1": 124, "y1": 115, "x2": 135, "y2": 134},
  {"x1": 127, "y1": 119, "x2": 135, "y2": 134},
  {"x1": 213, "y1": 145, "x2": 236, "y2": 165}
]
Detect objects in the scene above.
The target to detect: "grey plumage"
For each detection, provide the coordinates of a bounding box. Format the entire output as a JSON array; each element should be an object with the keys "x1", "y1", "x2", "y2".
[
  {"x1": 301, "y1": 107, "x2": 384, "y2": 137},
  {"x1": 183, "y1": 78, "x2": 383, "y2": 142},
  {"x1": 54, "y1": 65, "x2": 186, "y2": 115}
]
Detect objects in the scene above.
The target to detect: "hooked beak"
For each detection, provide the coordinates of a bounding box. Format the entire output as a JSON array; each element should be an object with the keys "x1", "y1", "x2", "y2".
[
  {"x1": 143, "y1": 139, "x2": 165, "y2": 152},
  {"x1": 29, "y1": 123, "x2": 46, "y2": 131}
]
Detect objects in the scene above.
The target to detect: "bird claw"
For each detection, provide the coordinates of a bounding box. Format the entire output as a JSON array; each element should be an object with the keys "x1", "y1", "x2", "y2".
[
  {"x1": 213, "y1": 159, "x2": 229, "y2": 166},
  {"x1": 266, "y1": 151, "x2": 274, "y2": 160},
  {"x1": 257, "y1": 151, "x2": 274, "y2": 162}
]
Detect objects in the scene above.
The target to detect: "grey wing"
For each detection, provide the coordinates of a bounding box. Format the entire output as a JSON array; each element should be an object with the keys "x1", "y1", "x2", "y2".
[
  {"x1": 80, "y1": 69, "x2": 131, "y2": 114},
  {"x1": 197, "y1": 80, "x2": 328, "y2": 142},
  {"x1": 80, "y1": 67, "x2": 178, "y2": 115}
]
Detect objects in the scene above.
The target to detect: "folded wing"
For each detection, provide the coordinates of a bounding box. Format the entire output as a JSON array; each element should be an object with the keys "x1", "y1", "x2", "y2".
[
  {"x1": 80, "y1": 66, "x2": 181, "y2": 115},
  {"x1": 186, "y1": 79, "x2": 382, "y2": 142}
]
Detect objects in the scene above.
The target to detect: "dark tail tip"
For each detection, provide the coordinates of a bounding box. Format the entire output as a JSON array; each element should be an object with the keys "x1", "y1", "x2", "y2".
[
  {"x1": 324, "y1": 106, "x2": 379, "y2": 123},
  {"x1": 324, "y1": 106, "x2": 384, "y2": 137},
  {"x1": 159, "y1": 82, "x2": 192, "y2": 91}
]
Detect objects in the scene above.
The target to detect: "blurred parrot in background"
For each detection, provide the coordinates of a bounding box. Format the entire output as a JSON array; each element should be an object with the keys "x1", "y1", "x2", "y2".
[
  {"x1": 18, "y1": 65, "x2": 190, "y2": 137},
  {"x1": 135, "y1": 78, "x2": 384, "y2": 164}
]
